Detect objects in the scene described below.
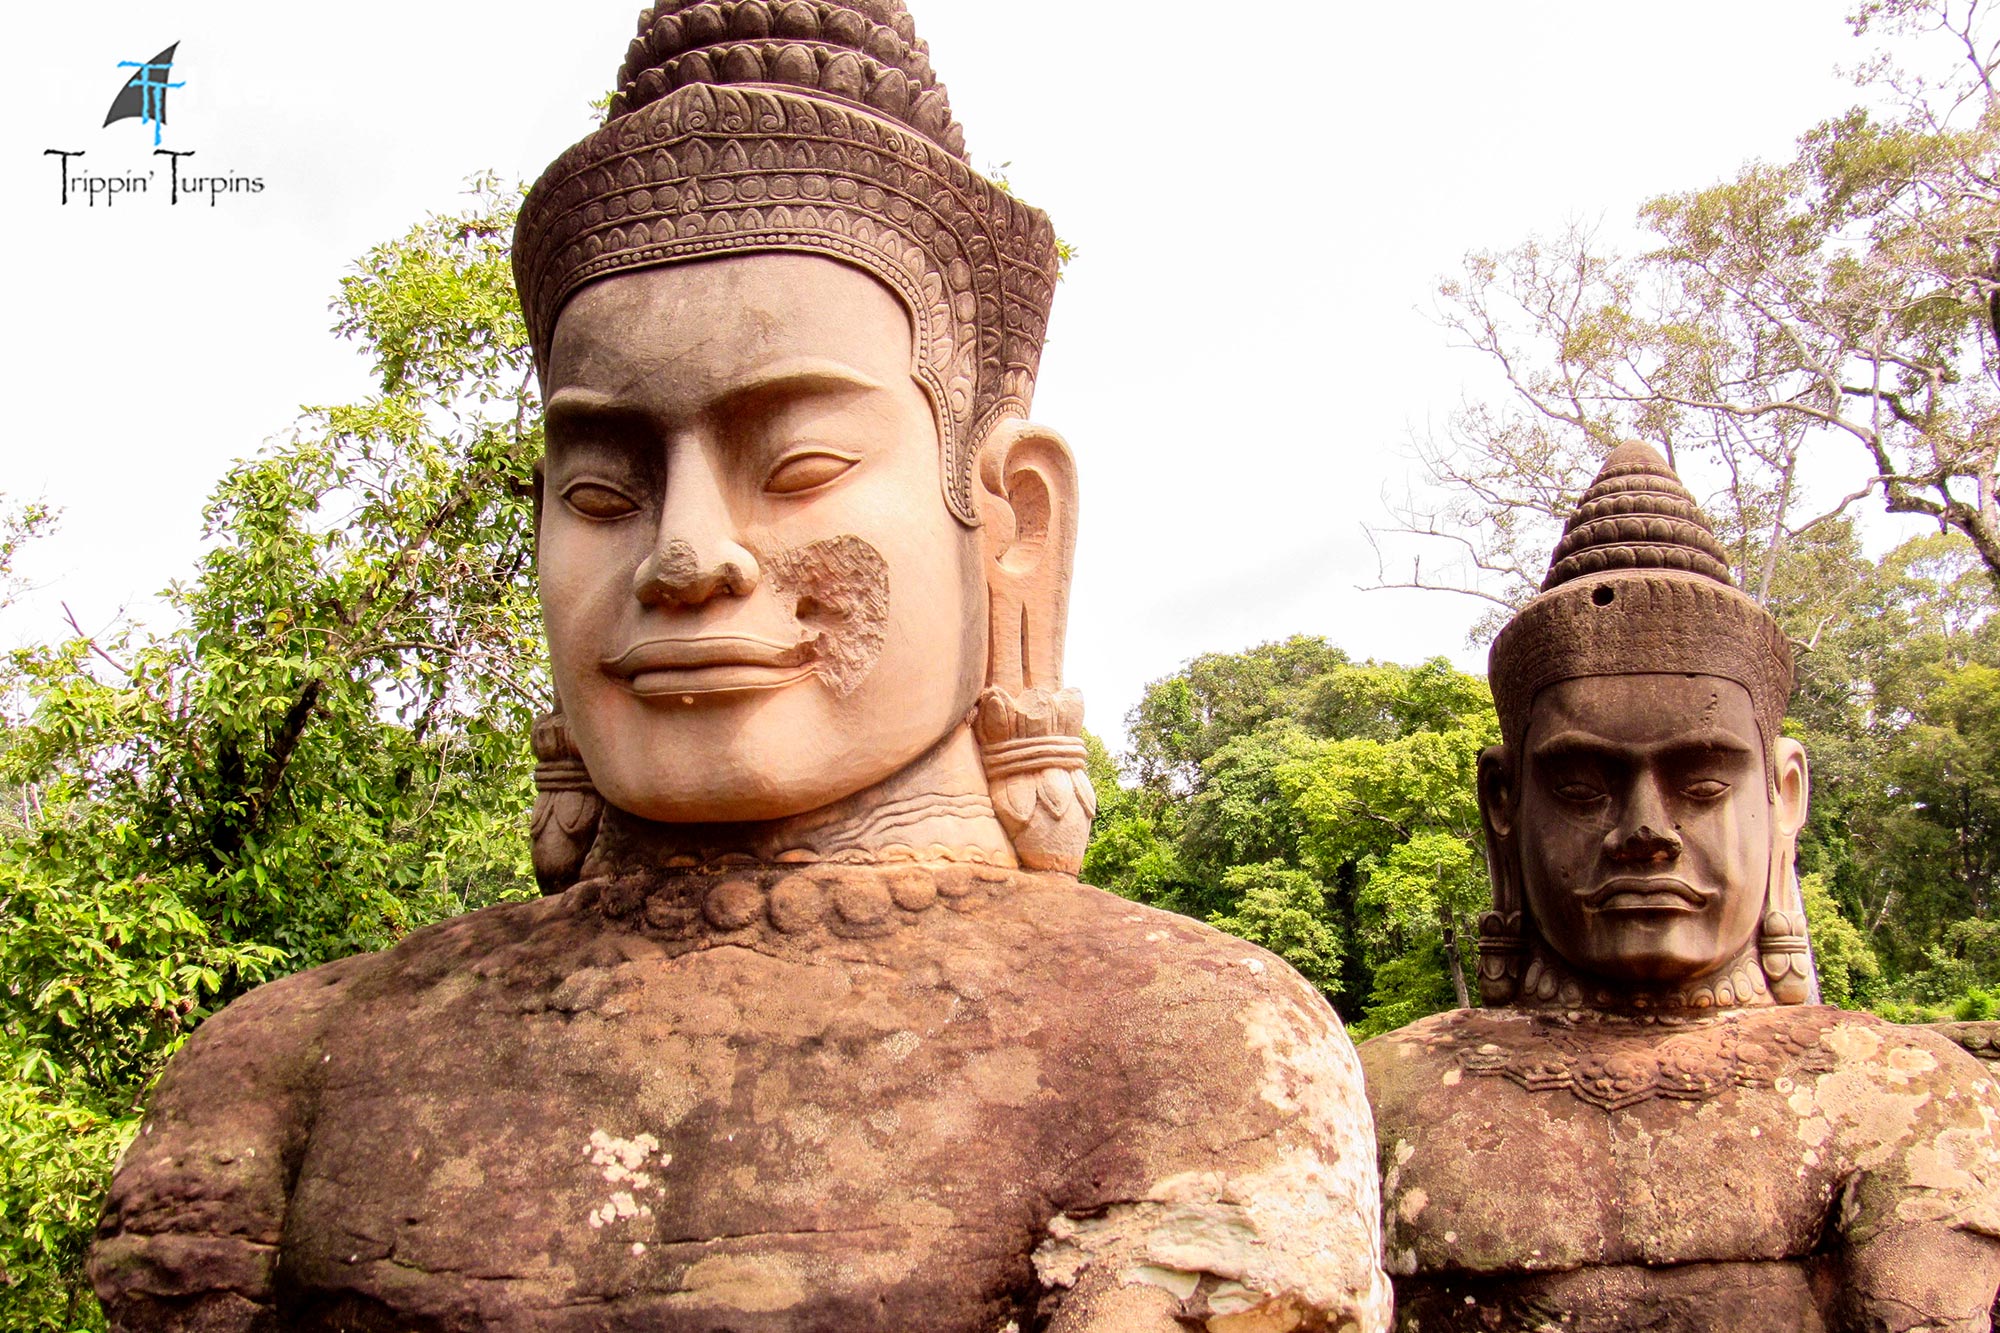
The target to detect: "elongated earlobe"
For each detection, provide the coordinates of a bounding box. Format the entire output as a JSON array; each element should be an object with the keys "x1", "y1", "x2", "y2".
[
  {"x1": 973, "y1": 420, "x2": 1095, "y2": 874},
  {"x1": 1476, "y1": 745, "x2": 1523, "y2": 1005},
  {"x1": 1760, "y1": 738, "x2": 1817, "y2": 1004}
]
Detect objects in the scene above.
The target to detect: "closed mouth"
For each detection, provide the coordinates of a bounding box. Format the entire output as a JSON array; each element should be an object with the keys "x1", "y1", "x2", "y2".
[
  {"x1": 602, "y1": 635, "x2": 816, "y2": 698},
  {"x1": 1583, "y1": 877, "x2": 1713, "y2": 912}
]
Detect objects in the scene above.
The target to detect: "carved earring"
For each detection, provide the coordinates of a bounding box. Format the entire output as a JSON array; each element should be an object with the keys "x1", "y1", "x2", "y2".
[
  {"x1": 974, "y1": 421, "x2": 1095, "y2": 874},
  {"x1": 1758, "y1": 862, "x2": 1816, "y2": 1005},
  {"x1": 530, "y1": 707, "x2": 603, "y2": 894}
]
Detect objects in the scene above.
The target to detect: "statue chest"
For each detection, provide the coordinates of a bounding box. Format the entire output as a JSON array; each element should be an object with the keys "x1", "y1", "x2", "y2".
[
  {"x1": 1363, "y1": 1010, "x2": 1854, "y2": 1274},
  {"x1": 269, "y1": 943, "x2": 1094, "y2": 1331},
  {"x1": 1376, "y1": 1081, "x2": 1839, "y2": 1272}
]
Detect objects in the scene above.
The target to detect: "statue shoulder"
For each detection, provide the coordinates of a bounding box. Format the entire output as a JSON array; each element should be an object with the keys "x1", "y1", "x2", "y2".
[
  {"x1": 1747, "y1": 1007, "x2": 2000, "y2": 1242},
  {"x1": 1754, "y1": 1005, "x2": 1998, "y2": 1095},
  {"x1": 1040, "y1": 875, "x2": 1353, "y2": 1038},
  {"x1": 92, "y1": 893, "x2": 572, "y2": 1320},
  {"x1": 90, "y1": 949, "x2": 362, "y2": 1322},
  {"x1": 1356, "y1": 1008, "x2": 1489, "y2": 1117},
  {"x1": 1024, "y1": 877, "x2": 1391, "y2": 1332}
]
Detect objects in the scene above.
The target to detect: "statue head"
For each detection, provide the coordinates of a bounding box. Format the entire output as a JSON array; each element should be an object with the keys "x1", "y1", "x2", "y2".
[
  {"x1": 1476, "y1": 443, "x2": 1816, "y2": 1010},
  {"x1": 515, "y1": 0, "x2": 1093, "y2": 884}
]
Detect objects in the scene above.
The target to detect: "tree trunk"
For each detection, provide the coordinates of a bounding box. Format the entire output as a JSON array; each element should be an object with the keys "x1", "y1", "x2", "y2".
[{"x1": 1439, "y1": 901, "x2": 1471, "y2": 1010}]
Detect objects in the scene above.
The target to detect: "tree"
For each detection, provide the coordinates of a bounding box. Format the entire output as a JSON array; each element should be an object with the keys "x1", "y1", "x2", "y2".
[
  {"x1": 1089, "y1": 640, "x2": 1497, "y2": 1031},
  {"x1": 1379, "y1": 0, "x2": 2000, "y2": 631},
  {"x1": 0, "y1": 176, "x2": 546, "y2": 1330},
  {"x1": 1779, "y1": 527, "x2": 2000, "y2": 1011}
]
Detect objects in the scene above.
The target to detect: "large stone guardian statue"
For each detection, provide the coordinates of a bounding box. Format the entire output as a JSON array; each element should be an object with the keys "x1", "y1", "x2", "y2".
[
  {"x1": 1360, "y1": 443, "x2": 2000, "y2": 1331},
  {"x1": 89, "y1": 4, "x2": 1390, "y2": 1330}
]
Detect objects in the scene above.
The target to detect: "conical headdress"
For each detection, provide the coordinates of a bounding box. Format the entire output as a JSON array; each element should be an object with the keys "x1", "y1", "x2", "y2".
[
  {"x1": 514, "y1": 0, "x2": 1061, "y2": 524},
  {"x1": 1479, "y1": 442, "x2": 1815, "y2": 1009},
  {"x1": 1488, "y1": 442, "x2": 1794, "y2": 774}
]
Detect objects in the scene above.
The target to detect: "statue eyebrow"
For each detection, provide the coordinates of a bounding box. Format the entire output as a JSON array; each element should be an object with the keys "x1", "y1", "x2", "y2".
[
  {"x1": 714, "y1": 359, "x2": 885, "y2": 405},
  {"x1": 1531, "y1": 729, "x2": 1756, "y2": 763},
  {"x1": 544, "y1": 387, "x2": 649, "y2": 438},
  {"x1": 544, "y1": 360, "x2": 885, "y2": 434}
]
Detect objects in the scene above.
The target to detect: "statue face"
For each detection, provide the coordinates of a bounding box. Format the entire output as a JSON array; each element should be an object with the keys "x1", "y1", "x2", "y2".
[
  {"x1": 538, "y1": 253, "x2": 985, "y2": 823},
  {"x1": 1515, "y1": 674, "x2": 1773, "y2": 986}
]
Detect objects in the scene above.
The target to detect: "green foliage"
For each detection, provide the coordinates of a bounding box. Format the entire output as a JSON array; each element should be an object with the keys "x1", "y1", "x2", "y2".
[
  {"x1": 1079, "y1": 731, "x2": 1183, "y2": 904},
  {"x1": 0, "y1": 177, "x2": 546, "y2": 1329},
  {"x1": 1780, "y1": 527, "x2": 2000, "y2": 1014},
  {"x1": 1800, "y1": 871, "x2": 1882, "y2": 1009},
  {"x1": 1954, "y1": 987, "x2": 1998, "y2": 1022},
  {"x1": 1088, "y1": 638, "x2": 1496, "y2": 1029},
  {"x1": 1208, "y1": 863, "x2": 1345, "y2": 996}
]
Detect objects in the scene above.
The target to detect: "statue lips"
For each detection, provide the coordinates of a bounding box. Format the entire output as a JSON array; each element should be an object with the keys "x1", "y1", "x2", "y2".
[
  {"x1": 1582, "y1": 876, "x2": 1714, "y2": 914},
  {"x1": 602, "y1": 634, "x2": 816, "y2": 700}
]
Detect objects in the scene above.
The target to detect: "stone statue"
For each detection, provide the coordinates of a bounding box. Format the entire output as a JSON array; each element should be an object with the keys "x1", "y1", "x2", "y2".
[
  {"x1": 1360, "y1": 443, "x2": 2000, "y2": 1332},
  {"x1": 89, "y1": 4, "x2": 1391, "y2": 1330}
]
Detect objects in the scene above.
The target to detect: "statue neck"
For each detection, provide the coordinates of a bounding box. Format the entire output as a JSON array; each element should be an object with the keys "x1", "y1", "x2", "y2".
[
  {"x1": 583, "y1": 723, "x2": 1018, "y2": 871},
  {"x1": 1511, "y1": 935, "x2": 1774, "y2": 1015}
]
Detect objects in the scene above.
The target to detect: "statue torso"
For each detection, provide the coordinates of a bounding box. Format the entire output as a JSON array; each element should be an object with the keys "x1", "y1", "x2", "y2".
[
  {"x1": 97, "y1": 866, "x2": 1384, "y2": 1332},
  {"x1": 1359, "y1": 1005, "x2": 2000, "y2": 1332}
]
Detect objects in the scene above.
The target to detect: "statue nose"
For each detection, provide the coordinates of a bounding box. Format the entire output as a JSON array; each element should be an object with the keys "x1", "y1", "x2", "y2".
[
  {"x1": 1603, "y1": 772, "x2": 1682, "y2": 863},
  {"x1": 633, "y1": 455, "x2": 761, "y2": 607},
  {"x1": 1607, "y1": 822, "x2": 1682, "y2": 863},
  {"x1": 633, "y1": 537, "x2": 760, "y2": 606}
]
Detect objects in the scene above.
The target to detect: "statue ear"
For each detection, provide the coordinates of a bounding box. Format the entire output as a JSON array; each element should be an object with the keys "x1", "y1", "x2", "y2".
[
  {"x1": 969, "y1": 420, "x2": 1093, "y2": 875},
  {"x1": 1773, "y1": 737, "x2": 1809, "y2": 838},
  {"x1": 1475, "y1": 744, "x2": 1524, "y2": 1006},
  {"x1": 974, "y1": 420, "x2": 1079, "y2": 695},
  {"x1": 1477, "y1": 744, "x2": 1515, "y2": 841},
  {"x1": 1760, "y1": 737, "x2": 1818, "y2": 1004}
]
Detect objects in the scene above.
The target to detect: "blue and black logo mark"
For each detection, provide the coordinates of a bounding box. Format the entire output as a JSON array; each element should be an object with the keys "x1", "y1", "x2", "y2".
[{"x1": 105, "y1": 43, "x2": 183, "y2": 147}]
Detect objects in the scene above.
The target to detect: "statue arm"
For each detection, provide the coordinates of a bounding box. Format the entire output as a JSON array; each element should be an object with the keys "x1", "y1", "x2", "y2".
[
  {"x1": 1828, "y1": 1030, "x2": 2000, "y2": 1330},
  {"x1": 90, "y1": 967, "x2": 337, "y2": 1331},
  {"x1": 1839, "y1": 1222, "x2": 2000, "y2": 1333}
]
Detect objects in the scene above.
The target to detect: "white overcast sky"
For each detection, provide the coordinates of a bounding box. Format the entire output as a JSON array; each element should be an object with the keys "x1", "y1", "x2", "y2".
[{"x1": 3, "y1": 2, "x2": 1872, "y2": 748}]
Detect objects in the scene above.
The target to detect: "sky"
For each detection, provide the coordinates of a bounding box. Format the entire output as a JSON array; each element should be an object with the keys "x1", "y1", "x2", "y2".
[{"x1": 2, "y1": 1, "x2": 1874, "y2": 749}]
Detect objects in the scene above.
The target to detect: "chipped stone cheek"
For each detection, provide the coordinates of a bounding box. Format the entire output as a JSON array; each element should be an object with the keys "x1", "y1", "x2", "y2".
[
  {"x1": 583, "y1": 1129, "x2": 665, "y2": 1231},
  {"x1": 1030, "y1": 1159, "x2": 1391, "y2": 1332},
  {"x1": 764, "y1": 535, "x2": 889, "y2": 698}
]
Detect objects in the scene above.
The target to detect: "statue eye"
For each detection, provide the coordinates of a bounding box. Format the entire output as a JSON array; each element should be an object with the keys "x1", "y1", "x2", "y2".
[
  {"x1": 562, "y1": 482, "x2": 639, "y2": 520},
  {"x1": 765, "y1": 450, "x2": 858, "y2": 495},
  {"x1": 1554, "y1": 782, "x2": 1603, "y2": 802},
  {"x1": 1683, "y1": 779, "x2": 1730, "y2": 799}
]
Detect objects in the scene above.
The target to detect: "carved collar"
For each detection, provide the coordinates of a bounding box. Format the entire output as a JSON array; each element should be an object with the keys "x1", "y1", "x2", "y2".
[
  {"x1": 1512, "y1": 939, "x2": 1774, "y2": 1015},
  {"x1": 1432, "y1": 1007, "x2": 1842, "y2": 1111},
  {"x1": 568, "y1": 859, "x2": 1026, "y2": 947}
]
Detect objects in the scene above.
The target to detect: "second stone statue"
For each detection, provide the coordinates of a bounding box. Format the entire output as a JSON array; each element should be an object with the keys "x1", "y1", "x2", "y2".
[
  {"x1": 89, "y1": 4, "x2": 1391, "y2": 1330},
  {"x1": 1361, "y1": 443, "x2": 2000, "y2": 1331}
]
